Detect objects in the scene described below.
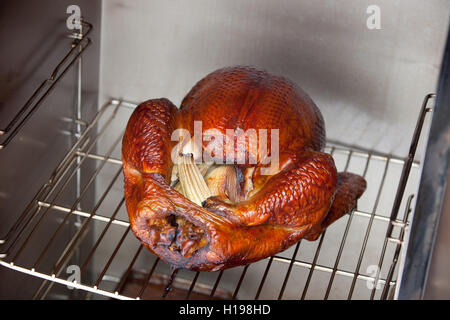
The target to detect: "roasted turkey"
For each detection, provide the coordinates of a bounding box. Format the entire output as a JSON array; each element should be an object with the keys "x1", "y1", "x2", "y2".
[{"x1": 122, "y1": 66, "x2": 366, "y2": 271}]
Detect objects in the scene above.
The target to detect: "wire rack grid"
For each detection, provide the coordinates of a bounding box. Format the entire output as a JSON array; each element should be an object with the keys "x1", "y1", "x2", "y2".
[{"x1": 0, "y1": 95, "x2": 433, "y2": 300}]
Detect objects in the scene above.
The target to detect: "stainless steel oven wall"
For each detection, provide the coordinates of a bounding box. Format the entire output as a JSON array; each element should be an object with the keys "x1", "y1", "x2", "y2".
[
  {"x1": 93, "y1": 0, "x2": 449, "y2": 299},
  {"x1": 400, "y1": 30, "x2": 450, "y2": 299},
  {"x1": 424, "y1": 168, "x2": 450, "y2": 299},
  {"x1": 99, "y1": 0, "x2": 449, "y2": 159},
  {"x1": 0, "y1": 0, "x2": 101, "y2": 299}
]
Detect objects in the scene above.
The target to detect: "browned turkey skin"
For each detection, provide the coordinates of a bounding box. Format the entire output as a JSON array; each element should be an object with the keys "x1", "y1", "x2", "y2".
[{"x1": 122, "y1": 66, "x2": 366, "y2": 271}]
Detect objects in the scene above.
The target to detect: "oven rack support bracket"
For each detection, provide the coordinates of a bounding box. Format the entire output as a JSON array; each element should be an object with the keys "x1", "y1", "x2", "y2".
[
  {"x1": 0, "y1": 90, "x2": 435, "y2": 300},
  {"x1": 397, "y1": 26, "x2": 450, "y2": 299},
  {"x1": 0, "y1": 20, "x2": 93, "y2": 150}
]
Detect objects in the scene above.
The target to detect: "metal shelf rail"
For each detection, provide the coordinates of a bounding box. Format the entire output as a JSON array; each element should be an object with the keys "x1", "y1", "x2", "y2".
[{"x1": 0, "y1": 21, "x2": 92, "y2": 150}]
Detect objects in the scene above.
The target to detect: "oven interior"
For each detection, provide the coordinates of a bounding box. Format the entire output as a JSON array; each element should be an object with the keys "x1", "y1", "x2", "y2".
[{"x1": 0, "y1": 0, "x2": 449, "y2": 300}]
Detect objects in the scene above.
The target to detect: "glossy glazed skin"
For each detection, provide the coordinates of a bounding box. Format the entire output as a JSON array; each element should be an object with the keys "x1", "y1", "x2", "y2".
[{"x1": 122, "y1": 66, "x2": 366, "y2": 271}]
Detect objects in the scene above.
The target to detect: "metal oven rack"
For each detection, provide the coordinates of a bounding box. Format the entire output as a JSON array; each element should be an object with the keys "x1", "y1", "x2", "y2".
[{"x1": 0, "y1": 92, "x2": 435, "y2": 300}]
